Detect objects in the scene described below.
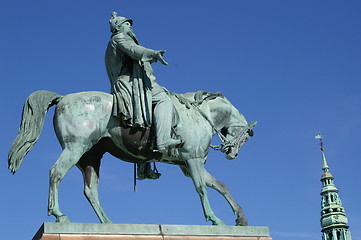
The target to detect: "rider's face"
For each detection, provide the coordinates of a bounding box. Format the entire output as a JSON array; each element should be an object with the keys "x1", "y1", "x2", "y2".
[{"x1": 122, "y1": 21, "x2": 132, "y2": 34}]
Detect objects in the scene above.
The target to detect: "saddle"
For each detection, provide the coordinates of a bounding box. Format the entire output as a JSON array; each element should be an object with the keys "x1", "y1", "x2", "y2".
[
  {"x1": 118, "y1": 91, "x2": 182, "y2": 159},
  {"x1": 124, "y1": 90, "x2": 221, "y2": 180},
  {"x1": 118, "y1": 90, "x2": 220, "y2": 157}
]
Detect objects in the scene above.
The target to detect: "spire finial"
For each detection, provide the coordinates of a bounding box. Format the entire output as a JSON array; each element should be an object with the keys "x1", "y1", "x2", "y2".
[
  {"x1": 315, "y1": 131, "x2": 329, "y2": 171},
  {"x1": 315, "y1": 130, "x2": 324, "y2": 151}
]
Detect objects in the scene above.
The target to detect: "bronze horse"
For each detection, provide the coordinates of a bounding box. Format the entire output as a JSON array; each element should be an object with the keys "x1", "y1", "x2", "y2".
[{"x1": 9, "y1": 90, "x2": 255, "y2": 225}]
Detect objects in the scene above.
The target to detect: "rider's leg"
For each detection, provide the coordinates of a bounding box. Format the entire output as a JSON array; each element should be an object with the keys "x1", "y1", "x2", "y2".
[{"x1": 152, "y1": 91, "x2": 181, "y2": 152}]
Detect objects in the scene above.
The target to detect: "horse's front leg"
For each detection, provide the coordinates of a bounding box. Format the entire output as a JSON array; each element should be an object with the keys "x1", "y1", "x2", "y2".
[
  {"x1": 204, "y1": 170, "x2": 248, "y2": 226},
  {"x1": 186, "y1": 158, "x2": 224, "y2": 225}
]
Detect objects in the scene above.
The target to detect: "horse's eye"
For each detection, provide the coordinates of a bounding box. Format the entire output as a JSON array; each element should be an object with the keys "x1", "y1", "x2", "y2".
[{"x1": 221, "y1": 128, "x2": 227, "y2": 136}]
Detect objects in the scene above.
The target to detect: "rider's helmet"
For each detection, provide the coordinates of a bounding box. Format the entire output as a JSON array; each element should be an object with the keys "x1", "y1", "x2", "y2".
[{"x1": 109, "y1": 12, "x2": 133, "y2": 33}]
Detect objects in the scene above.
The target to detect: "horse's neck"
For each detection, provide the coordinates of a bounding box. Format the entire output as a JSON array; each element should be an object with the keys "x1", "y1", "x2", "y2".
[
  {"x1": 203, "y1": 98, "x2": 233, "y2": 130},
  {"x1": 204, "y1": 98, "x2": 246, "y2": 131}
]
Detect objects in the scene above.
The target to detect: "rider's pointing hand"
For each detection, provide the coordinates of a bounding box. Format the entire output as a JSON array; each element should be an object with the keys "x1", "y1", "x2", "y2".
[{"x1": 154, "y1": 50, "x2": 168, "y2": 65}]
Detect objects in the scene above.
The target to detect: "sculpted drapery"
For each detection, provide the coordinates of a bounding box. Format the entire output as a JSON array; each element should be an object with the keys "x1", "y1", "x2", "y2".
[{"x1": 105, "y1": 32, "x2": 163, "y2": 128}]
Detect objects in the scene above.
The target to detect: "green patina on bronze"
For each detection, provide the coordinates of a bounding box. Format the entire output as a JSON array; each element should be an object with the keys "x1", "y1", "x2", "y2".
[{"x1": 8, "y1": 12, "x2": 257, "y2": 227}]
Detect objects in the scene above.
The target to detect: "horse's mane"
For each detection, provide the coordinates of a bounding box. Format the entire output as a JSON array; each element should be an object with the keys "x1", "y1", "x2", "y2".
[
  {"x1": 169, "y1": 90, "x2": 225, "y2": 109},
  {"x1": 193, "y1": 91, "x2": 224, "y2": 106}
]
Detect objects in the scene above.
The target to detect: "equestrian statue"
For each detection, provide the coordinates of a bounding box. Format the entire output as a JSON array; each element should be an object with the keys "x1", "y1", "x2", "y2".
[{"x1": 8, "y1": 12, "x2": 256, "y2": 226}]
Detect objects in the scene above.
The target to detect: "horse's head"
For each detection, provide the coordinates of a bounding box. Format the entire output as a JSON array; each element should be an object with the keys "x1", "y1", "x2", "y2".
[
  {"x1": 220, "y1": 121, "x2": 257, "y2": 160},
  {"x1": 192, "y1": 91, "x2": 256, "y2": 160}
]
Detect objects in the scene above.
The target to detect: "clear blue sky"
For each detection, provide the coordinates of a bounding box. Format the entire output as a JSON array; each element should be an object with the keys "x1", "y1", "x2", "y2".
[{"x1": 1, "y1": 1, "x2": 360, "y2": 239}]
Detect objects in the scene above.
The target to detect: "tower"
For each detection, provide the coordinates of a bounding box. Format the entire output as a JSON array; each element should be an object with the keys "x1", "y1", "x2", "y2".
[{"x1": 315, "y1": 134, "x2": 352, "y2": 240}]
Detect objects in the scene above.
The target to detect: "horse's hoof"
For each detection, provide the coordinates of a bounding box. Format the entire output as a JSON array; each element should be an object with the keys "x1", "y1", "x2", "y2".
[
  {"x1": 235, "y1": 217, "x2": 248, "y2": 226},
  {"x1": 212, "y1": 220, "x2": 225, "y2": 226},
  {"x1": 56, "y1": 215, "x2": 70, "y2": 223}
]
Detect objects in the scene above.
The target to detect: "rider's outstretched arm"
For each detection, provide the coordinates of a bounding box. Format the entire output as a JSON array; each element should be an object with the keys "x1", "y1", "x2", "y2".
[{"x1": 113, "y1": 33, "x2": 167, "y2": 64}]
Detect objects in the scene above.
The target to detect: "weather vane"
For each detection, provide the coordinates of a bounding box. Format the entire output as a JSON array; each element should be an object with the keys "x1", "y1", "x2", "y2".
[{"x1": 314, "y1": 131, "x2": 324, "y2": 151}]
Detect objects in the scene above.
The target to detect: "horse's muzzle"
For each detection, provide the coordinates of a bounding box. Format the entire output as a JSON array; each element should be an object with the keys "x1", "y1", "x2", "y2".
[
  {"x1": 226, "y1": 153, "x2": 238, "y2": 160},
  {"x1": 226, "y1": 147, "x2": 239, "y2": 160}
]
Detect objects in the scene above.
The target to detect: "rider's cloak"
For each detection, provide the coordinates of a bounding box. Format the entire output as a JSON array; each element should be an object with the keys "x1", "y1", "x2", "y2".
[{"x1": 105, "y1": 32, "x2": 163, "y2": 128}]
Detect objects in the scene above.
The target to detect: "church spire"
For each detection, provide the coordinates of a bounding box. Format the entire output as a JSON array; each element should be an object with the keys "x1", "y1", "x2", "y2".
[
  {"x1": 322, "y1": 151, "x2": 329, "y2": 172},
  {"x1": 315, "y1": 134, "x2": 352, "y2": 240}
]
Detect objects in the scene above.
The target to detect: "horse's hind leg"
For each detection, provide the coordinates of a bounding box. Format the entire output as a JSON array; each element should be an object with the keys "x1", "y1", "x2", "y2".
[
  {"x1": 48, "y1": 147, "x2": 85, "y2": 222},
  {"x1": 186, "y1": 158, "x2": 224, "y2": 225},
  {"x1": 76, "y1": 145, "x2": 112, "y2": 223},
  {"x1": 204, "y1": 170, "x2": 248, "y2": 226}
]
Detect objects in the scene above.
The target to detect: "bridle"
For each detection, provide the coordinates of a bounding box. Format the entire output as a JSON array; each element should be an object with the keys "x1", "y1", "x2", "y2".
[
  {"x1": 210, "y1": 121, "x2": 257, "y2": 153},
  {"x1": 189, "y1": 101, "x2": 257, "y2": 153}
]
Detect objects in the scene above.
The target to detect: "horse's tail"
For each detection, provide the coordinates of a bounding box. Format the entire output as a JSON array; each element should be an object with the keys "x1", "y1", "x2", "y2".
[{"x1": 8, "y1": 90, "x2": 63, "y2": 174}]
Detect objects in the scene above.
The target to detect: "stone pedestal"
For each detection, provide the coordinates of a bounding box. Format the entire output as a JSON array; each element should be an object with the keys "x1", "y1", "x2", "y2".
[{"x1": 33, "y1": 223, "x2": 272, "y2": 240}]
